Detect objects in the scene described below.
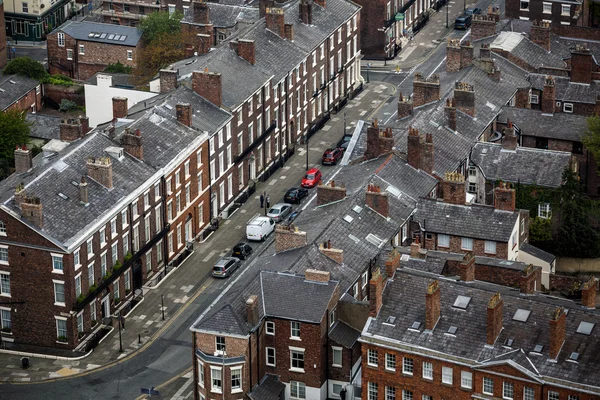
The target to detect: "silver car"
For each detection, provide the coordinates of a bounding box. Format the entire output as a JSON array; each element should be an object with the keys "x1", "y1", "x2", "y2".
[
  {"x1": 212, "y1": 257, "x2": 241, "y2": 278},
  {"x1": 267, "y1": 203, "x2": 293, "y2": 222}
]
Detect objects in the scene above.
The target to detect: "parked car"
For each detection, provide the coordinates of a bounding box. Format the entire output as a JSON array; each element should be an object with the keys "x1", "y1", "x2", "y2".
[
  {"x1": 284, "y1": 187, "x2": 309, "y2": 204},
  {"x1": 246, "y1": 216, "x2": 275, "y2": 241},
  {"x1": 212, "y1": 257, "x2": 241, "y2": 278},
  {"x1": 301, "y1": 168, "x2": 322, "y2": 188},
  {"x1": 321, "y1": 148, "x2": 344, "y2": 165},
  {"x1": 433, "y1": 0, "x2": 448, "y2": 11},
  {"x1": 465, "y1": 7, "x2": 482, "y2": 15},
  {"x1": 232, "y1": 242, "x2": 253, "y2": 260},
  {"x1": 267, "y1": 203, "x2": 293, "y2": 222},
  {"x1": 336, "y1": 139, "x2": 350, "y2": 152},
  {"x1": 454, "y1": 14, "x2": 472, "y2": 29}
]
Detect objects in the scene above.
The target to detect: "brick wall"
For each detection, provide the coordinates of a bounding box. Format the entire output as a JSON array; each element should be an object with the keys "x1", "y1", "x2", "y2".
[
  {"x1": 3, "y1": 85, "x2": 43, "y2": 113},
  {"x1": 44, "y1": 84, "x2": 85, "y2": 108},
  {"x1": 354, "y1": 0, "x2": 387, "y2": 59},
  {"x1": 424, "y1": 233, "x2": 509, "y2": 259},
  {"x1": 0, "y1": 3, "x2": 6, "y2": 69}
]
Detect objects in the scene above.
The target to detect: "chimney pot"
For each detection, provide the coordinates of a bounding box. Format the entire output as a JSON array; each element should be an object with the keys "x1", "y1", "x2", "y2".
[
  {"x1": 319, "y1": 241, "x2": 343, "y2": 264},
  {"x1": 299, "y1": 0, "x2": 313, "y2": 24},
  {"x1": 442, "y1": 172, "x2": 466, "y2": 205},
  {"x1": 121, "y1": 129, "x2": 144, "y2": 160},
  {"x1": 413, "y1": 73, "x2": 441, "y2": 108},
  {"x1": 458, "y1": 252, "x2": 475, "y2": 282},
  {"x1": 86, "y1": 157, "x2": 113, "y2": 189},
  {"x1": 266, "y1": 7, "x2": 286, "y2": 38},
  {"x1": 454, "y1": 81, "x2": 475, "y2": 117},
  {"x1": 305, "y1": 268, "x2": 331, "y2": 282}
]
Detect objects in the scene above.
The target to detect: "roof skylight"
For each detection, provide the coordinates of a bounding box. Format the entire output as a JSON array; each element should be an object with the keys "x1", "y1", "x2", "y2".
[
  {"x1": 343, "y1": 215, "x2": 354, "y2": 223},
  {"x1": 512, "y1": 309, "x2": 531, "y2": 323},
  {"x1": 452, "y1": 295, "x2": 471, "y2": 310},
  {"x1": 576, "y1": 321, "x2": 595, "y2": 336}
]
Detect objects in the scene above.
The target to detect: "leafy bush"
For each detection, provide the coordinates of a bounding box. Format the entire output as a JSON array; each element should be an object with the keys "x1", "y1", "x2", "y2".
[
  {"x1": 42, "y1": 74, "x2": 74, "y2": 86},
  {"x1": 58, "y1": 335, "x2": 68, "y2": 342},
  {"x1": 113, "y1": 260, "x2": 122, "y2": 271},
  {"x1": 104, "y1": 62, "x2": 132, "y2": 74},
  {"x1": 124, "y1": 252, "x2": 133, "y2": 263},
  {"x1": 59, "y1": 99, "x2": 79, "y2": 112},
  {"x1": 3, "y1": 57, "x2": 48, "y2": 80}
]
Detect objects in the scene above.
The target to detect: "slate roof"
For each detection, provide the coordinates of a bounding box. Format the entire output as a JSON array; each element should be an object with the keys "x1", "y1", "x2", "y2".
[
  {"x1": 86, "y1": 72, "x2": 136, "y2": 88},
  {"x1": 363, "y1": 268, "x2": 600, "y2": 390},
  {"x1": 520, "y1": 242, "x2": 556, "y2": 264},
  {"x1": 57, "y1": 21, "x2": 142, "y2": 47},
  {"x1": 26, "y1": 113, "x2": 62, "y2": 141},
  {"x1": 529, "y1": 73, "x2": 600, "y2": 104},
  {"x1": 248, "y1": 374, "x2": 286, "y2": 400},
  {"x1": 501, "y1": 107, "x2": 588, "y2": 142},
  {"x1": 0, "y1": 102, "x2": 211, "y2": 248},
  {"x1": 207, "y1": 3, "x2": 259, "y2": 27},
  {"x1": 470, "y1": 142, "x2": 571, "y2": 187},
  {"x1": 329, "y1": 320, "x2": 361, "y2": 348},
  {"x1": 0, "y1": 74, "x2": 39, "y2": 111},
  {"x1": 490, "y1": 31, "x2": 567, "y2": 70},
  {"x1": 552, "y1": 36, "x2": 600, "y2": 65},
  {"x1": 413, "y1": 198, "x2": 520, "y2": 242}
]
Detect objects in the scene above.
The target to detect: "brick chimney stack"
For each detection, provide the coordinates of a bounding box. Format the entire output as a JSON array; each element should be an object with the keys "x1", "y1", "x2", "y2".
[
  {"x1": 541, "y1": 75, "x2": 556, "y2": 114},
  {"x1": 501, "y1": 121, "x2": 518, "y2": 151},
  {"x1": 316, "y1": 180, "x2": 346, "y2": 206},
  {"x1": 458, "y1": 252, "x2": 475, "y2": 282},
  {"x1": 454, "y1": 81, "x2": 475, "y2": 117},
  {"x1": 79, "y1": 175, "x2": 89, "y2": 205},
  {"x1": 259, "y1": 0, "x2": 275, "y2": 18},
  {"x1": 319, "y1": 240, "x2": 343, "y2": 264},
  {"x1": 461, "y1": 41, "x2": 474, "y2": 69},
  {"x1": 305, "y1": 269, "x2": 331, "y2": 282},
  {"x1": 365, "y1": 184, "x2": 389, "y2": 218},
  {"x1": 365, "y1": 119, "x2": 394, "y2": 160},
  {"x1": 571, "y1": 45, "x2": 593, "y2": 84},
  {"x1": 549, "y1": 307, "x2": 566, "y2": 359},
  {"x1": 14, "y1": 145, "x2": 32, "y2": 173},
  {"x1": 121, "y1": 129, "x2": 144, "y2": 160},
  {"x1": 369, "y1": 268, "x2": 385, "y2": 317},
  {"x1": 246, "y1": 295, "x2": 259, "y2": 326},
  {"x1": 421, "y1": 133, "x2": 434, "y2": 175},
  {"x1": 487, "y1": 5, "x2": 500, "y2": 22},
  {"x1": 385, "y1": 248, "x2": 401, "y2": 277},
  {"x1": 284, "y1": 23, "x2": 294, "y2": 41},
  {"x1": 410, "y1": 236, "x2": 421, "y2": 258},
  {"x1": 425, "y1": 280, "x2": 441, "y2": 330},
  {"x1": 442, "y1": 172, "x2": 466, "y2": 205},
  {"x1": 159, "y1": 69, "x2": 178, "y2": 94},
  {"x1": 494, "y1": 182, "x2": 516, "y2": 212},
  {"x1": 193, "y1": 0, "x2": 210, "y2": 24},
  {"x1": 60, "y1": 117, "x2": 86, "y2": 142},
  {"x1": 530, "y1": 20, "x2": 551, "y2": 52},
  {"x1": 112, "y1": 96, "x2": 128, "y2": 119},
  {"x1": 446, "y1": 39, "x2": 461, "y2": 73},
  {"x1": 445, "y1": 98, "x2": 457, "y2": 131},
  {"x1": 176, "y1": 103, "x2": 193, "y2": 127},
  {"x1": 300, "y1": 0, "x2": 312, "y2": 24},
  {"x1": 21, "y1": 196, "x2": 43, "y2": 228},
  {"x1": 480, "y1": 43, "x2": 491, "y2": 59},
  {"x1": 397, "y1": 92, "x2": 413, "y2": 119},
  {"x1": 471, "y1": 14, "x2": 496, "y2": 41},
  {"x1": 237, "y1": 39, "x2": 256, "y2": 65},
  {"x1": 486, "y1": 293, "x2": 503, "y2": 345},
  {"x1": 196, "y1": 34, "x2": 212, "y2": 55},
  {"x1": 275, "y1": 224, "x2": 307, "y2": 253},
  {"x1": 520, "y1": 264, "x2": 541, "y2": 295},
  {"x1": 413, "y1": 73, "x2": 441, "y2": 108},
  {"x1": 266, "y1": 7, "x2": 286, "y2": 38},
  {"x1": 407, "y1": 126, "x2": 421, "y2": 170},
  {"x1": 192, "y1": 70, "x2": 222, "y2": 108},
  {"x1": 581, "y1": 277, "x2": 597, "y2": 309},
  {"x1": 86, "y1": 157, "x2": 113, "y2": 189}
]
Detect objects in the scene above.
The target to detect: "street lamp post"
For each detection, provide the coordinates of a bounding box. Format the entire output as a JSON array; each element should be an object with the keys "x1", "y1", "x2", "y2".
[
  {"x1": 366, "y1": 63, "x2": 371, "y2": 84},
  {"x1": 464, "y1": 0, "x2": 466, "y2": 12},
  {"x1": 117, "y1": 311, "x2": 123, "y2": 353},
  {"x1": 161, "y1": 294, "x2": 165, "y2": 321},
  {"x1": 305, "y1": 134, "x2": 309, "y2": 171},
  {"x1": 446, "y1": 2, "x2": 449, "y2": 28}
]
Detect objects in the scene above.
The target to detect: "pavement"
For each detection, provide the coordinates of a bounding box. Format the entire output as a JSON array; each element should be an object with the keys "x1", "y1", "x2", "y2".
[{"x1": 0, "y1": 79, "x2": 398, "y2": 399}]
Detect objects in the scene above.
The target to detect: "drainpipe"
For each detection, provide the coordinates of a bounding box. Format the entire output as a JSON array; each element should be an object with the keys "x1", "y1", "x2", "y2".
[
  {"x1": 161, "y1": 176, "x2": 168, "y2": 275},
  {"x1": 326, "y1": 311, "x2": 330, "y2": 399}
]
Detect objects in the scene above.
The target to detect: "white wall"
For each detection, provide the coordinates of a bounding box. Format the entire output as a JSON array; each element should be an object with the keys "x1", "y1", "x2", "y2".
[
  {"x1": 507, "y1": 218, "x2": 520, "y2": 261},
  {"x1": 518, "y1": 251, "x2": 553, "y2": 288},
  {"x1": 84, "y1": 74, "x2": 157, "y2": 127}
]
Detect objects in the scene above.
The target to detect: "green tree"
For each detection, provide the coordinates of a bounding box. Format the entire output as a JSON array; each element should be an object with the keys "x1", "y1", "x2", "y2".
[
  {"x1": 138, "y1": 10, "x2": 184, "y2": 44},
  {"x1": 553, "y1": 169, "x2": 600, "y2": 257},
  {"x1": 582, "y1": 115, "x2": 600, "y2": 167},
  {"x1": 529, "y1": 217, "x2": 553, "y2": 251},
  {"x1": 0, "y1": 110, "x2": 31, "y2": 159},
  {"x1": 3, "y1": 57, "x2": 48, "y2": 80},
  {"x1": 104, "y1": 61, "x2": 132, "y2": 74}
]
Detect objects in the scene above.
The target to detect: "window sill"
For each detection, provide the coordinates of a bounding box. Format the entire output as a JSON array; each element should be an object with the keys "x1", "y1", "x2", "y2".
[
  {"x1": 422, "y1": 376, "x2": 433, "y2": 382},
  {"x1": 441, "y1": 382, "x2": 453, "y2": 387},
  {"x1": 210, "y1": 389, "x2": 223, "y2": 394},
  {"x1": 232, "y1": 389, "x2": 243, "y2": 394},
  {"x1": 367, "y1": 363, "x2": 378, "y2": 369},
  {"x1": 289, "y1": 368, "x2": 305, "y2": 373},
  {"x1": 385, "y1": 367, "x2": 396, "y2": 373},
  {"x1": 333, "y1": 364, "x2": 342, "y2": 368},
  {"x1": 460, "y1": 386, "x2": 472, "y2": 391},
  {"x1": 402, "y1": 372, "x2": 414, "y2": 377},
  {"x1": 56, "y1": 340, "x2": 69, "y2": 344},
  {"x1": 289, "y1": 337, "x2": 301, "y2": 341},
  {"x1": 0, "y1": 293, "x2": 11, "y2": 298},
  {"x1": 0, "y1": 261, "x2": 9, "y2": 266},
  {"x1": 52, "y1": 269, "x2": 64, "y2": 275}
]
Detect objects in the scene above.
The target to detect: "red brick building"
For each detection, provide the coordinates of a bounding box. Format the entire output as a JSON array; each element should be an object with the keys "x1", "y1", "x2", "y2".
[
  {"x1": 47, "y1": 21, "x2": 142, "y2": 81},
  {"x1": 0, "y1": 74, "x2": 42, "y2": 113},
  {"x1": 0, "y1": 1, "x2": 7, "y2": 69},
  {"x1": 505, "y1": 0, "x2": 586, "y2": 26},
  {"x1": 0, "y1": 92, "x2": 214, "y2": 352},
  {"x1": 360, "y1": 268, "x2": 600, "y2": 400}
]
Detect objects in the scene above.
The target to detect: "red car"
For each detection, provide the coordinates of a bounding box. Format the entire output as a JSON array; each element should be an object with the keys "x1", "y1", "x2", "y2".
[
  {"x1": 321, "y1": 148, "x2": 343, "y2": 165},
  {"x1": 301, "y1": 168, "x2": 322, "y2": 188}
]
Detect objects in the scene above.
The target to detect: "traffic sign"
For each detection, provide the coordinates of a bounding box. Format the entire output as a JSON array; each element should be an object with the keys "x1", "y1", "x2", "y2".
[
  {"x1": 395, "y1": 13, "x2": 405, "y2": 21},
  {"x1": 141, "y1": 386, "x2": 160, "y2": 397}
]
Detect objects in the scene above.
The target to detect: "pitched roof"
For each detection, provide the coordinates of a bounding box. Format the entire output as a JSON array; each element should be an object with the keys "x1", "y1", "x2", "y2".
[
  {"x1": 26, "y1": 113, "x2": 62, "y2": 141},
  {"x1": 0, "y1": 74, "x2": 39, "y2": 111},
  {"x1": 470, "y1": 142, "x2": 571, "y2": 187},
  {"x1": 363, "y1": 268, "x2": 600, "y2": 390},
  {"x1": 501, "y1": 107, "x2": 588, "y2": 142},
  {"x1": 520, "y1": 242, "x2": 556, "y2": 264},
  {"x1": 413, "y1": 198, "x2": 520, "y2": 242},
  {"x1": 57, "y1": 21, "x2": 142, "y2": 47},
  {"x1": 490, "y1": 31, "x2": 567, "y2": 70},
  {"x1": 248, "y1": 374, "x2": 286, "y2": 400},
  {"x1": 329, "y1": 320, "x2": 361, "y2": 348},
  {"x1": 529, "y1": 73, "x2": 600, "y2": 104}
]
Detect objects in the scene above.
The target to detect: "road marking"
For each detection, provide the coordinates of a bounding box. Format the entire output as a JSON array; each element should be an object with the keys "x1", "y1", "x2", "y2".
[
  {"x1": 202, "y1": 250, "x2": 217, "y2": 262},
  {"x1": 170, "y1": 375, "x2": 194, "y2": 400},
  {"x1": 384, "y1": 110, "x2": 398, "y2": 125}
]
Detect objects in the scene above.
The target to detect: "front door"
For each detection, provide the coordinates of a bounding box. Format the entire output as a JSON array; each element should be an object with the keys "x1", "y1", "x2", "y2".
[
  {"x1": 211, "y1": 195, "x2": 218, "y2": 219},
  {"x1": 249, "y1": 158, "x2": 256, "y2": 180},
  {"x1": 133, "y1": 260, "x2": 143, "y2": 290},
  {"x1": 185, "y1": 218, "x2": 192, "y2": 243},
  {"x1": 101, "y1": 296, "x2": 110, "y2": 319}
]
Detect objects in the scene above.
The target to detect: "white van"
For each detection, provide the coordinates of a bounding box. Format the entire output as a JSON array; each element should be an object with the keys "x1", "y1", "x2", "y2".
[{"x1": 246, "y1": 216, "x2": 275, "y2": 241}]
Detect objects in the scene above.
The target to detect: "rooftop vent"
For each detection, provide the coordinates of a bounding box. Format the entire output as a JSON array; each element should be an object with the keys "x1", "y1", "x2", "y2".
[
  {"x1": 348, "y1": 234, "x2": 360, "y2": 243},
  {"x1": 512, "y1": 309, "x2": 531, "y2": 323},
  {"x1": 100, "y1": 33, "x2": 107, "y2": 38},
  {"x1": 453, "y1": 295, "x2": 471, "y2": 310},
  {"x1": 353, "y1": 205, "x2": 363, "y2": 214},
  {"x1": 366, "y1": 233, "x2": 384, "y2": 248},
  {"x1": 88, "y1": 32, "x2": 95, "y2": 37},
  {"x1": 53, "y1": 160, "x2": 69, "y2": 172},
  {"x1": 70, "y1": 180, "x2": 79, "y2": 187},
  {"x1": 533, "y1": 344, "x2": 544, "y2": 353},
  {"x1": 401, "y1": 254, "x2": 410, "y2": 262},
  {"x1": 58, "y1": 193, "x2": 69, "y2": 200},
  {"x1": 108, "y1": 34, "x2": 115, "y2": 40},
  {"x1": 576, "y1": 321, "x2": 595, "y2": 335},
  {"x1": 94, "y1": 33, "x2": 101, "y2": 38},
  {"x1": 386, "y1": 316, "x2": 396, "y2": 324},
  {"x1": 569, "y1": 352, "x2": 579, "y2": 362},
  {"x1": 409, "y1": 321, "x2": 421, "y2": 331},
  {"x1": 504, "y1": 338, "x2": 514, "y2": 347},
  {"x1": 9, "y1": 80, "x2": 16, "y2": 84},
  {"x1": 447, "y1": 326, "x2": 458, "y2": 335},
  {"x1": 343, "y1": 215, "x2": 354, "y2": 223}
]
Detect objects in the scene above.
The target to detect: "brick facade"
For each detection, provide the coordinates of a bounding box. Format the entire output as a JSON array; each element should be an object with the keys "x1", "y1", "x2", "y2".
[
  {"x1": 3, "y1": 84, "x2": 43, "y2": 113},
  {"x1": 47, "y1": 30, "x2": 140, "y2": 81},
  {"x1": 506, "y1": 0, "x2": 583, "y2": 26},
  {"x1": 0, "y1": 3, "x2": 6, "y2": 69}
]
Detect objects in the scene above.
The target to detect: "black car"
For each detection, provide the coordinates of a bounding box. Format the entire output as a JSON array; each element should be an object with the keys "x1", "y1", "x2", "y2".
[
  {"x1": 284, "y1": 187, "x2": 309, "y2": 204},
  {"x1": 465, "y1": 7, "x2": 482, "y2": 15},
  {"x1": 232, "y1": 242, "x2": 253, "y2": 260},
  {"x1": 454, "y1": 14, "x2": 472, "y2": 29}
]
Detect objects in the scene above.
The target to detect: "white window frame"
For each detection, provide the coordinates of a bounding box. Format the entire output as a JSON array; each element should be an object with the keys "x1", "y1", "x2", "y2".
[
  {"x1": 561, "y1": 4, "x2": 570, "y2": 15},
  {"x1": 403, "y1": 357, "x2": 414, "y2": 375},
  {"x1": 0, "y1": 221, "x2": 6, "y2": 236},
  {"x1": 520, "y1": 0, "x2": 529, "y2": 10},
  {"x1": 51, "y1": 253, "x2": 64, "y2": 273},
  {"x1": 461, "y1": 237, "x2": 473, "y2": 251},
  {"x1": 437, "y1": 234, "x2": 450, "y2": 248},
  {"x1": 529, "y1": 94, "x2": 539, "y2": 104},
  {"x1": 484, "y1": 240, "x2": 497, "y2": 254},
  {"x1": 230, "y1": 366, "x2": 242, "y2": 393},
  {"x1": 543, "y1": 2, "x2": 551, "y2": 13},
  {"x1": 1, "y1": 307, "x2": 12, "y2": 331},
  {"x1": 55, "y1": 316, "x2": 67, "y2": 341},
  {"x1": 266, "y1": 347, "x2": 276, "y2": 366},
  {"x1": 422, "y1": 361, "x2": 433, "y2": 379},
  {"x1": 79, "y1": 44, "x2": 84, "y2": 55},
  {"x1": 548, "y1": 391, "x2": 559, "y2": 400},
  {"x1": 368, "y1": 382, "x2": 378, "y2": 400},
  {"x1": 66, "y1": 49, "x2": 73, "y2": 60},
  {"x1": 461, "y1": 371, "x2": 472, "y2": 389},
  {"x1": 367, "y1": 348, "x2": 378, "y2": 367},
  {"x1": 53, "y1": 280, "x2": 65, "y2": 306},
  {"x1": 538, "y1": 203, "x2": 551, "y2": 219},
  {"x1": 503, "y1": 381, "x2": 514, "y2": 399},
  {"x1": 362, "y1": 271, "x2": 368, "y2": 289},
  {"x1": 523, "y1": 387, "x2": 535, "y2": 400},
  {"x1": 210, "y1": 366, "x2": 222, "y2": 393},
  {"x1": 266, "y1": 321, "x2": 275, "y2": 335},
  {"x1": 197, "y1": 359, "x2": 205, "y2": 388},
  {"x1": 289, "y1": 346, "x2": 305, "y2": 372},
  {"x1": 0, "y1": 246, "x2": 8, "y2": 265},
  {"x1": 0, "y1": 272, "x2": 11, "y2": 297},
  {"x1": 57, "y1": 32, "x2": 65, "y2": 47},
  {"x1": 291, "y1": 321, "x2": 300, "y2": 339},
  {"x1": 385, "y1": 353, "x2": 396, "y2": 371},
  {"x1": 442, "y1": 366, "x2": 453, "y2": 385},
  {"x1": 563, "y1": 102, "x2": 573, "y2": 113},
  {"x1": 483, "y1": 377, "x2": 494, "y2": 395},
  {"x1": 332, "y1": 346, "x2": 343, "y2": 367},
  {"x1": 291, "y1": 380, "x2": 306, "y2": 399}
]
